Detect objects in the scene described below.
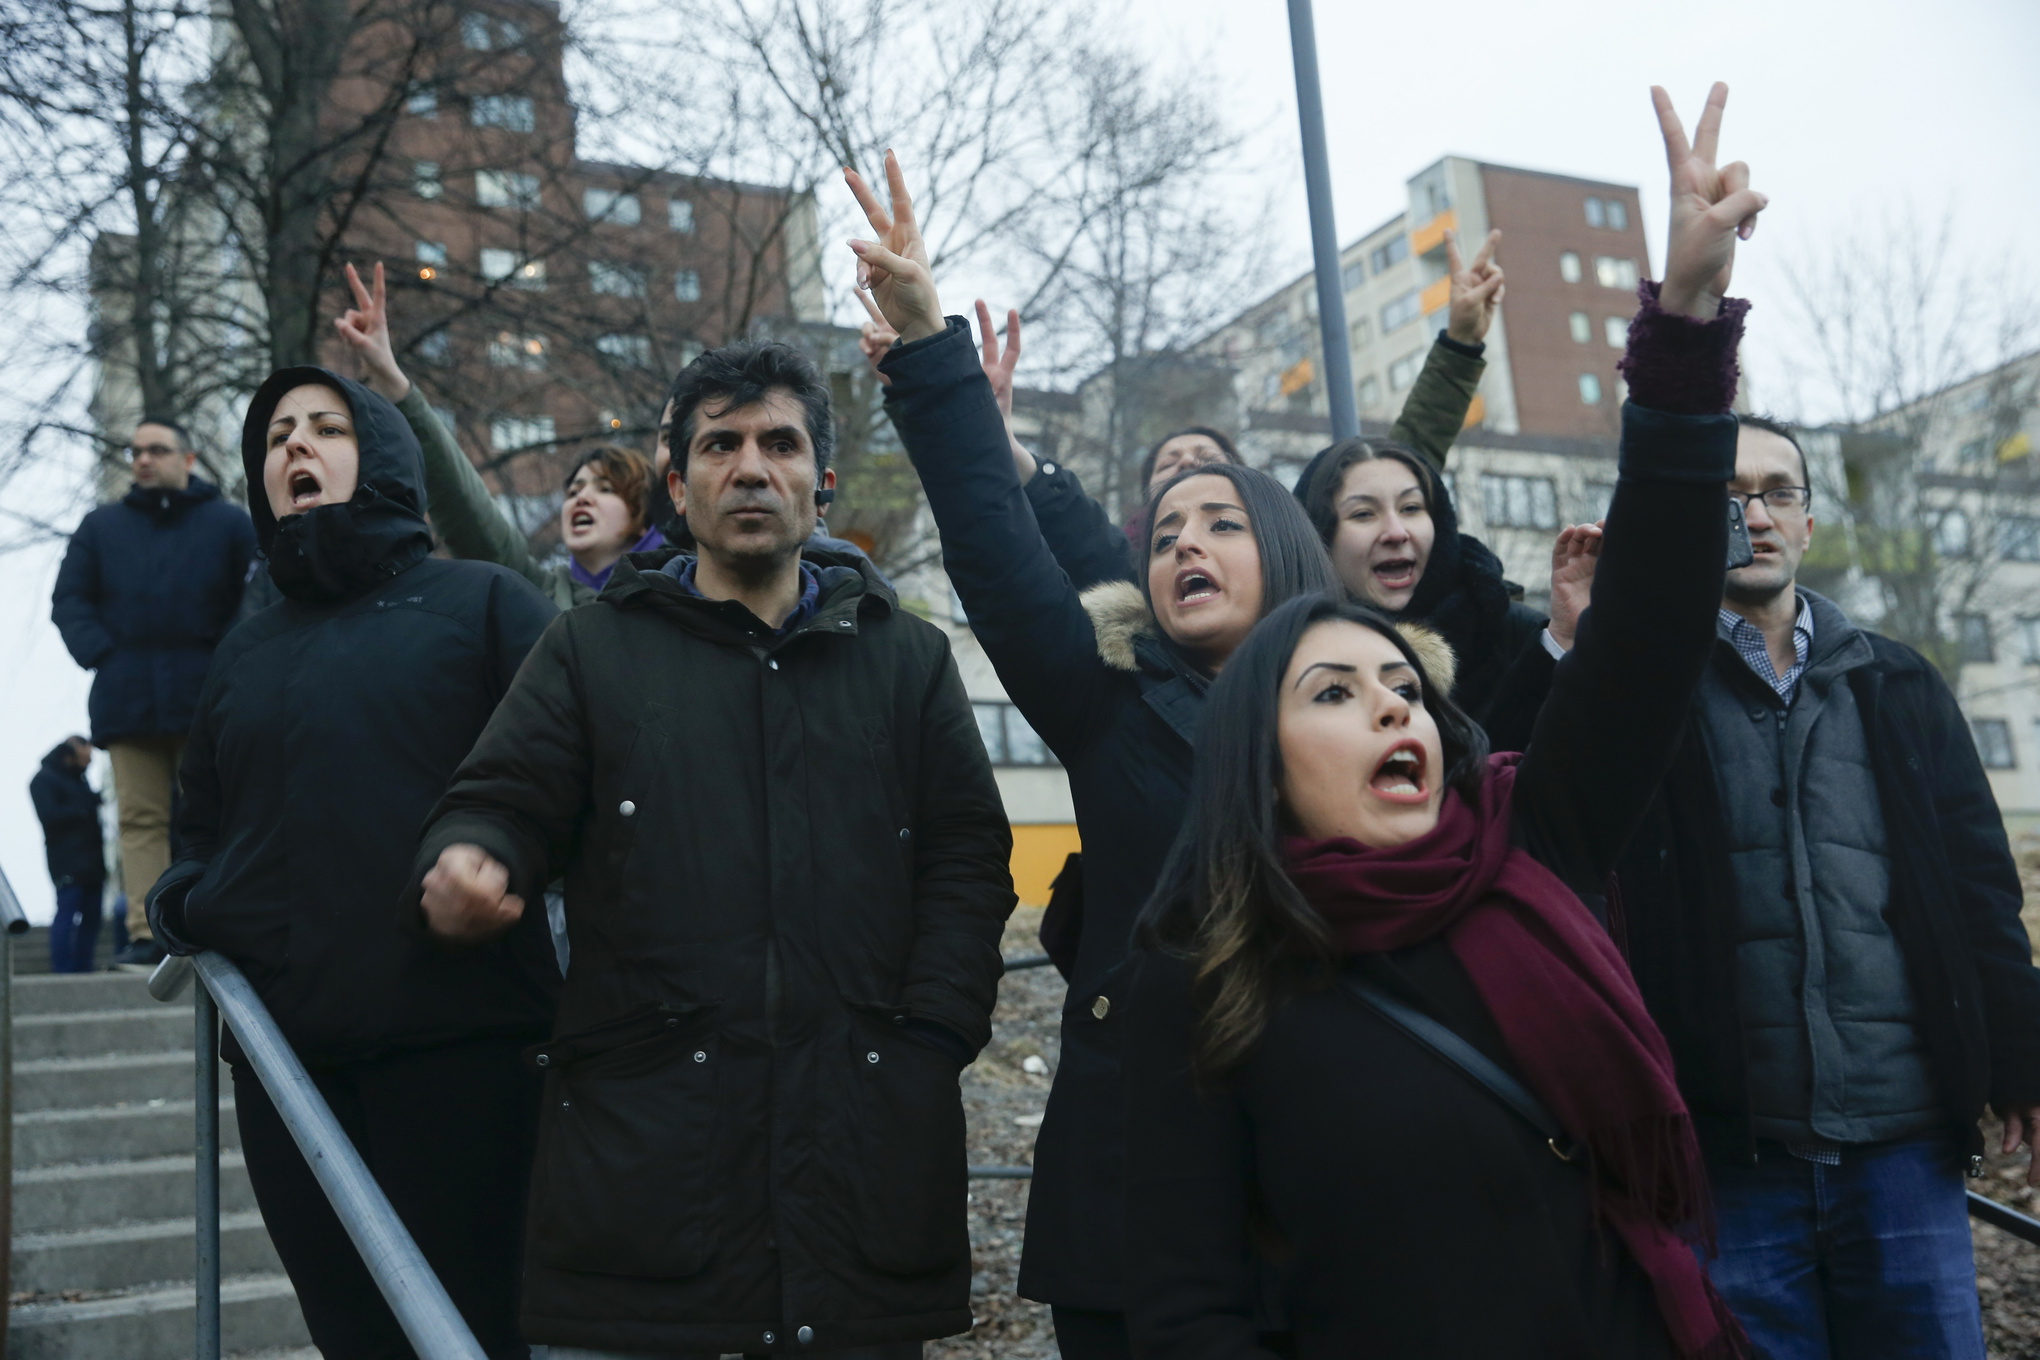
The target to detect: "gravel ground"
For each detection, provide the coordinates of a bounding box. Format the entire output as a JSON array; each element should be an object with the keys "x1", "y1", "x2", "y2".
[{"x1": 940, "y1": 864, "x2": 2040, "y2": 1360}]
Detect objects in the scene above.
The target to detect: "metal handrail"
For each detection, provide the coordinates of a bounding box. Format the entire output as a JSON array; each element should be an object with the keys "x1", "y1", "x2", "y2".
[
  {"x1": 0, "y1": 864, "x2": 30, "y2": 1357},
  {"x1": 151, "y1": 952, "x2": 486, "y2": 1360},
  {"x1": 1970, "y1": 1189, "x2": 2040, "y2": 1246}
]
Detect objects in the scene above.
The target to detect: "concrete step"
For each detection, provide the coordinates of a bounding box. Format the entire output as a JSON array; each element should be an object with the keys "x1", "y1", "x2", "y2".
[
  {"x1": 15, "y1": 1098, "x2": 239, "y2": 1169},
  {"x1": 14, "y1": 1151, "x2": 259, "y2": 1236},
  {"x1": 13, "y1": 1008, "x2": 193, "y2": 1063},
  {"x1": 15, "y1": 1052, "x2": 205, "y2": 1113},
  {"x1": 12, "y1": 1210, "x2": 282, "y2": 1294},
  {"x1": 6, "y1": 1272, "x2": 310, "y2": 1359},
  {"x1": 10, "y1": 972, "x2": 171, "y2": 1017},
  {"x1": 8, "y1": 925, "x2": 118, "y2": 977}
]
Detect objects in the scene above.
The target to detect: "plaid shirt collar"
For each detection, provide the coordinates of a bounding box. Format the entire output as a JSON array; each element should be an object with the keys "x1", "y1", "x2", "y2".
[{"x1": 1718, "y1": 595, "x2": 1814, "y2": 702}]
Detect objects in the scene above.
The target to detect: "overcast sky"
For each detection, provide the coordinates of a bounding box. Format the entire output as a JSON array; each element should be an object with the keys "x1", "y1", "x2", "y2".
[{"x1": 0, "y1": 0, "x2": 2030, "y2": 927}]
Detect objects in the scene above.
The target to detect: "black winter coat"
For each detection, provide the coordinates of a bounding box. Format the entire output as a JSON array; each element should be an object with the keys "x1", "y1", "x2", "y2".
[
  {"x1": 148, "y1": 367, "x2": 559, "y2": 1066},
  {"x1": 402, "y1": 547, "x2": 1015, "y2": 1354},
  {"x1": 1618, "y1": 633, "x2": 2040, "y2": 1168},
  {"x1": 1122, "y1": 402, "x2": 1737, "y2": 1360},
  {"x1": 30, "y1": 751, "x2": 103, "y2": 888},
  {"x1": 883, "y1": 318, "x2": 1212, "y2": 1309},
  {"x1": 52, "y1": 477, "x2": 256, "y2": 745}
]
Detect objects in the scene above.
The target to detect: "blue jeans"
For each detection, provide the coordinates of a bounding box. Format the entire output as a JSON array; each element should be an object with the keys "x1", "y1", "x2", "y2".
[
  {"x1": 1702, "y1": 1135, "x2": 1984, "y2": 1360},
  {"x1": 49, "y1": 881, "x2": 102, "y2": 974}
]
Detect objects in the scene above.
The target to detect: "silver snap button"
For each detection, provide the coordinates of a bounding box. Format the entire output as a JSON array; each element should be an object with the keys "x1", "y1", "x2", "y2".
[
  {"x1": 768, "y1": 658, "x2": 780, "y2": 670},
  {"x1": 693, "y1": 1050, "x2": 707, "y2": 1063},
  {"x1": 1092, "y1": 995, "x2": 1111, "y2": 1020},
  {"x1": 560, "y1": 1100, "x2": 571, "y2": 1109},
  {"x1": 838, "y1": 619, "x2": 851, "y2": 628},
  {"x1": 535, "y1": 1054, "x2": 550, "y2": 1067},
  {"x1": 898, "y1": 827, "x2": 911, "y2": 843},
  {"x1": 1042, "y1": 461, "x2": 1057, "y2": 475},
  {"x1": 763, "y1": 1333, "x2": 775, "y2": 1345},
  {"x1": 619, "y1": 800, "x2": 636, "y2": 816},
  {"x1": 798, "y1": 1326, "x2": 814, "y2": 1345},
  {"x1": 866, "y1": 1051, "x2": 880, "y2": 1064}
]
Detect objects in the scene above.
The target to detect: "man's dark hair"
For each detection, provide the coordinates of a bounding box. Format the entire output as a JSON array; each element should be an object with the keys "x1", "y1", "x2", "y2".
[
  {"x1": 665, "y1": 341, "x2": 834, "y2": 482},
  {"x1": 1137, "y1": 426, "x2": 1241, "y2": 492},
  {"x1": 1737, "y1": 413, "x2": 1810, "y2": 492},
  {"x1": 136, "y1": 415, "x2": 192, "y2": 450}
]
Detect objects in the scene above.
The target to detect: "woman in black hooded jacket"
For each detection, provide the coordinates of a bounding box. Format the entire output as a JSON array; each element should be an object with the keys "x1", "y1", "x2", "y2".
[{"x1": 148, "y1": 366, "x2": 559, "y2": 1360}]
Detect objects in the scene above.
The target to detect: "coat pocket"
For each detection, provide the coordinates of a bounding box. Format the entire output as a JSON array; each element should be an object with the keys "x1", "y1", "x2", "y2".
[
  {"x1": 526, "y1": 1005, "x2": 722, "y2": 1278},
  {"x1": 843, "y1": 1009, "x2": 969, "y2": 1276}
]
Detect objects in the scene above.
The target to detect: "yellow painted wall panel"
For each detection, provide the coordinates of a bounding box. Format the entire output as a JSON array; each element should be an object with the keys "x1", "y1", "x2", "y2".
[{"x1": 1410, "y1": 209, "x2": 1457, "y2": 257}]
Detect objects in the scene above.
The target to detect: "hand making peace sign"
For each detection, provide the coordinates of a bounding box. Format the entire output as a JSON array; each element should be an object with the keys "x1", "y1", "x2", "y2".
[
  {"x1": 844, "y1": 151, "x2": 946, "y2": 345},
  {"x1": 1652, "y1": 82, "x2": 1768, "y2": 320},
  {"x1": 1444, "y1": 229, "x2": 1504, "y2": 347}
]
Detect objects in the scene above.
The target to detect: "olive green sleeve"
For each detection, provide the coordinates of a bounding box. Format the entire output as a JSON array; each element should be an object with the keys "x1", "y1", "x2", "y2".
[
  {"x1": 396, "y1": 385, "x2": 547, "y2": 590},
  {"x1": 1389, "y1": 335, "x2": 1487, "y2": 472}
]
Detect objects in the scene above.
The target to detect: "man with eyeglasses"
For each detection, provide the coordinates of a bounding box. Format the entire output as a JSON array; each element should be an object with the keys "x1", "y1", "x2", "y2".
[
  {"x1": 52, "y1": 416, "x2": 255, "y2": 969},
  {"x1": 1607, "y1": 412, "x2": 2039, "y2": 1359}
]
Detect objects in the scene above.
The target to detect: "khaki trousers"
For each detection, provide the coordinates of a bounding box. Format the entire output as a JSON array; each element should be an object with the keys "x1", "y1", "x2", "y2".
[{"x1": 107, "y1": 735, "x2": 186, "y2": 940}]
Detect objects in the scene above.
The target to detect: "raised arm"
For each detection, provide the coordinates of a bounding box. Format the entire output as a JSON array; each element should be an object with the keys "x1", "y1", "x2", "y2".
[
  {"x1": 1516, "y1": 81, "x2": 1764, "y2": 883},
  {"x1": 334, "y1": 262, "x2": 547, "y2": 588},
  {"x1": 850, "y1": 153, "x2": 1124, "y2": 757},
  {"x1": 1390, "y1": 229, "x2": 1503, "y2": 470}
]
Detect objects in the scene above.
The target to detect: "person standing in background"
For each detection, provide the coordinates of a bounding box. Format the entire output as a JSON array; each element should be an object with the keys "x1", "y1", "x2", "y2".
[
  {"x1": 29, "y1": 736, "x2": 105, "y2": 974},
  {"x1": 51, "y1": 416, "x2": 255, "y2": 970}
]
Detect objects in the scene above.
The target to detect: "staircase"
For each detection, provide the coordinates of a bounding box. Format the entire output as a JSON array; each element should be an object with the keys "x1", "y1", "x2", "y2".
[{"x1": 8, "y1": 935, "x2": 312, "y2": 1358}]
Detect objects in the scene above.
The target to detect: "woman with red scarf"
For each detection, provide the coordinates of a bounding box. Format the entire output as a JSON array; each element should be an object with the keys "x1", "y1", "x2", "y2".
[{"x1": 1121, "y1": 84, "x2": 1765, "y2": 1360}]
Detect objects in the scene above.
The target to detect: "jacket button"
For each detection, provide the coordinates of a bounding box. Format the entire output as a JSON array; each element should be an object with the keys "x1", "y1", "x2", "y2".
[
  {"x1": 1092, "y1": 995, "x2": 1111, "y2": 1020},
  {"x1": 534, "y1": 1054, "x2": 550, "y2": 1067},
  {"x1": 619, "y1": 800, "x2": 636, "y2": 817},
  {"x1": 899, "y1": 827, "x2": 911, "y2": 843},
  {"x1": 763, "y1": 1333, "x2": 775, "y2": 1346},
  {"x1": 1770, "y1": 788, "x2": 1785, "y2": 807},
  {"x1": 768, "y1": 658, "x2": 780, "y2": 671},
  {"x1": 798, "y1": 1326, "x2": 815, "y2": 1345},
  {"x1": 693, "y1": 1050, "x2": 707, "y2": 1063},
  {"x1": 1041, "y1": 461, "x2": 1057, "y2": 475},
  {"x1": 866, "y1": 1050, "x2": 881, "y2": 1064}
]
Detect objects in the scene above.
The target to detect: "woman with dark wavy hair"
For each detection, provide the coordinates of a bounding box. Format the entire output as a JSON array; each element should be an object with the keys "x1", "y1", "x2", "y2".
[{"x1": 1121, "y1": 83, "x2": 1769, "y2": 1360}]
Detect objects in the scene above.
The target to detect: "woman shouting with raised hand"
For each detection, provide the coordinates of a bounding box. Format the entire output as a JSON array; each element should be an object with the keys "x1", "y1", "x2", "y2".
[{"x1": 847, "y1": 150, "x2": 1339, "y2": 1359}]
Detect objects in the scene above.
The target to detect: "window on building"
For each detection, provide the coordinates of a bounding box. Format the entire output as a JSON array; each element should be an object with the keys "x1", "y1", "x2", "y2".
[
  {"x1": 1605, "y1": 199, "x2": 1628, "y2": 231},
  {"x1": 1482, "y1": 474, "x2": 1559, "y2": 529},
  {"x1": 2017, "y1": 616, "x2": 2040, "y2": 664},
  {"x1": 674, "y1": 269, "x2": 702, "y2": 302},
  {"x1": 1380, "y1": 290, "x2": 1422, "y2": 334},
  {"x1": 2004, "y1": 516, "x2": 2040, "y2": 563},
  {"x1": 584, "y1": 188, "x2": 641, "y2": 225},
  {"x1": 596, "y1": 333, "x2": 651, "y2": 367},
  {"x1": 973, "y1": 701, "x2": 1058, "y2": 766},
  {"x1": 1559, "y1": 251, "x2": 1582, "y2": 284},
  {"x1": 479, "y1": 249, "x2": 545, "y2": 289},
  {"x1": 1356, "y1": 375, "x2": 1381, "y2": 409},
  {"x1": 1933, "y1": 509, "x2": 1971, "y2": 557},
  {"x1": 588, "y1": 261, "x2": 648, "y2": 298},
  {"x1": 475, "y1": 170, "x2": 540, "y2": 210},
  {"x1": 1568, "y1": 312, "x2": 1591, "y2": 344},
  {"x1": 1580, "y1": 480, "x2": 1618, "y2": 520},
  {"x1": 1349, "y1": 317, "x2": 1371, "y2": 350},
  {"x1": 461, "y1": 12, "x2": 493, "y2": 48},
  {"x1": 1387, "y1": 351, "x2": 1424, "y2": 392},
  {"x1": 415, "y1": 240, "x2": 448, "y2": 266},
  {"x1": 487, "y1": 332, "x2": 547, "y2": 370},
  {"x1": 1594, "y1": 256, "x2": 1639, "y2": 290},
  {"x1": 668, "y1": 198, "x2": 695, "y2": 233},
  {"x1": 1578, "y1": 373, "x2": 1603, "y2": 405},
  {"x1": 1370, "y1": 234, "x2": 1409, "y2": 275},
  {"x1": 489, "y1": 414, "x2": 555, "y2": 451},
  {"x1": 1584, "y1": 197, "x2": 1606, "y2": 229},
  {"x1": 413, "y1": 160, "x2": 442, "y2": 200},
  {"x1": 406, "y1": 85, "x2": 438, "y2": 117},
  {"x1": 417, "y1": 331, "x2": 451, "y2": 364},
  {"x1": 1959, "y1": 613, "x2": 1995, "y2": 663},
  {"x1": 1336, "y1": 261, "x2": 1364, "y2": 293},
  {"x1": 1973, "y1": 718, "x2": 2016, "y2": 769},
  {"x1": 1604, "y1": 315, "x2": 1627, "y2": 348},
  {"x1": 471, "y1": 95, "x2": 534, "y2": 132}
]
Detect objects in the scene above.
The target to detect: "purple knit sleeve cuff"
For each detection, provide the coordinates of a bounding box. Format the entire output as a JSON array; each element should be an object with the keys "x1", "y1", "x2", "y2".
[{"x1": 1615, "y1": 280, "x2": 1751, "y2": 415}]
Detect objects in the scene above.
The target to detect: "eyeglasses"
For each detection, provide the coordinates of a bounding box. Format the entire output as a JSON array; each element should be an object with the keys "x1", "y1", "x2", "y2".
[
  {"x1": 125, "y1": 444, "x2": 181, "y2": 462},
  {"x1": 1729, "y1": 486, "x2": 1811, "y2": 514}
]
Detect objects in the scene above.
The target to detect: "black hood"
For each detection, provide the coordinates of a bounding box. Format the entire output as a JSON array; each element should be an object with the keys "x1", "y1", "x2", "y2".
[{"x1": 240, "y1": 367, "x2": 433, "y2": 604}]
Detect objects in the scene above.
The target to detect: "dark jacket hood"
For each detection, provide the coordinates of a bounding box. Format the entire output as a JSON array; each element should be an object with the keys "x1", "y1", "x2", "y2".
[
  {"x1": 122, "y1": 476, "x2": 221, "y2": 516},
  {"x1": 240, "y1": 367, "x2": 433, "y2": 603}
]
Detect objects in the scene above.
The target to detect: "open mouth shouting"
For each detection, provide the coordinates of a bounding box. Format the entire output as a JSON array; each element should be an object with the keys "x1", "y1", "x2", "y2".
[
  {"x1": 287, "y1": 468, "x2": 323, "y2": 511},
  {"x1": 1371, "y1": 557, "x2": 1419, "y2": 593},
  {"x1": 1174, "y1": 566, "x2": 1220, "y2": 605},
  {"x1": 1369, "y1": 739, "x2": 1428, "y2": 804},
  {"x1": 568, "y1": 507, "x2": 597, "y2": 533}
]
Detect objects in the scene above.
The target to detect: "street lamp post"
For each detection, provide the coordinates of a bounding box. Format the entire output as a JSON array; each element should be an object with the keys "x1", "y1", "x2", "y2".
[{"x1": 1284, "y1": 0, "x2": 1358, "y2": 443}]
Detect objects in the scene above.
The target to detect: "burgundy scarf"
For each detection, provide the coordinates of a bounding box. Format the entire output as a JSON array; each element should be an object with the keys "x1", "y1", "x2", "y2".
[{"x1": 1283, "y1": 754, "x2": 1747, "y2": 1360}]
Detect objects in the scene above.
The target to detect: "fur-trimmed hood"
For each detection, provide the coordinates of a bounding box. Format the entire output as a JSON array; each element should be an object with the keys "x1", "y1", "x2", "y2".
[{"x1": 1078, "y1": 579, "x2": 1459, "y2": 695}]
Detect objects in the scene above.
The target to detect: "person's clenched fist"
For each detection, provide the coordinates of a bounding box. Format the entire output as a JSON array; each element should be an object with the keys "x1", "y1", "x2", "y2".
[{"x1": 420, "y1": 843, "x2": 525, "y2": 942}]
